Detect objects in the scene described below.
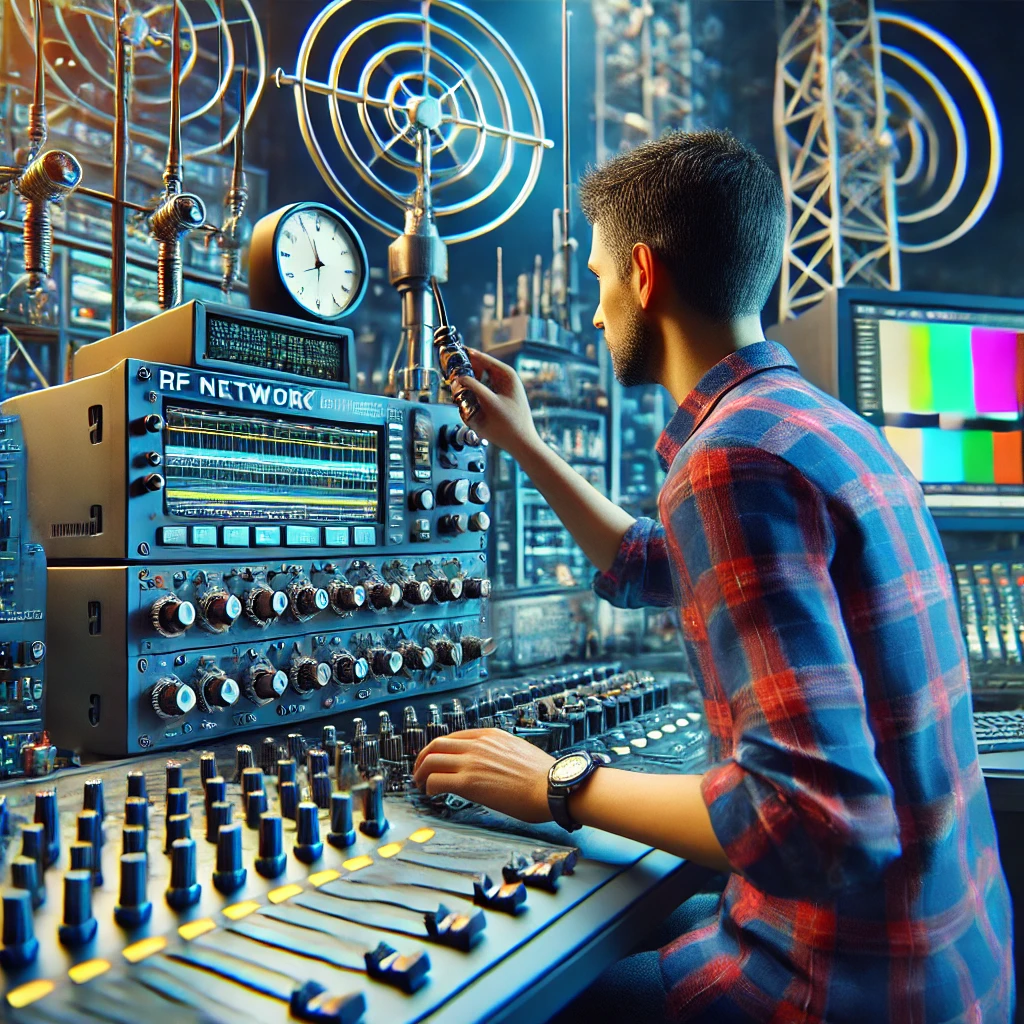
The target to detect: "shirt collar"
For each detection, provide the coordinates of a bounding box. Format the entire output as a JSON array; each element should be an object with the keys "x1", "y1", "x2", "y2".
[{"x1": 655, "y1": 340, "x2": 799, "y2": 470}]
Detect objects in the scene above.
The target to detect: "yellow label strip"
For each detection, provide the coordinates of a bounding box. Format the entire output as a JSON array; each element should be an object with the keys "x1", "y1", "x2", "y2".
[
  {"x1": 123, "y1": 936, "x2": 167, "y2": 963},
  {"x1": 267, "y1": 883, "x2": 303, "y2": 904},
  {"x1": 308, "y1": 869, "x2": 340, "y2": 888},
  {"x1": 376, "y1": 842, "x2": 403, "y2": 859},
  {"x1": 179, "y1": 919, "x2": 216, "y2": 941},
  {"x1": 222, "y1": 900, "x2": 262, "y2": 921},
  {"x1": 69, "y1": 959, "x2": 111, "y2": 985},
  {"x1": 408, "y1": 828, "x2": 435, "y2": 844},
  {"x1": 342, "y1": 854, "x2": 373, "y2": 872},
  {"x1": 7, "y1": 979, "x2": 54, "y2": 1008}
]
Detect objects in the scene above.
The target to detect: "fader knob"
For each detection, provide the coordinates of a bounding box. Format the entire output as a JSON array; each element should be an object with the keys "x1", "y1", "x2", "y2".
[
  {"x1": 10, "y1": 856, "x2": 42, "y2": 910},
  {"x1": 430, "y1": 638, "x2": 463, "y2": 668},
  {"x1": 249, "y1": 666, "x2": 287, "y2": 703},
  {"x1": 213, "y1": 822, "x2": 247, "y2": 893},
  {"x1": 291, "y1": 582, "x2": 330, "y2": 618},
  {"x1": 469, "y1": 481, "x2": 490, "y2": 504},
  {"x1": 369, "y1": 648, "x2": 403, "y2": 676},
  {"x1": 150, "y1": 677, "x2": 197, "y2": 719},
  {"x1": 293, "y1": 802, "x2": 323, "y2": 864},
  {"x1": 241, "y1": 767, "x2": 263, "y2": 797},
  {"x1": 358, "y1": 776, "x2": 389, "y2": 839},
  {"x1": 403, "y1": 580, "x2": 432, "y2": 605},
  {"x1": 462, "y1": 577, "x2": 492, "y2": 599},
  {"x1": 114, "y1": 852, "x2": 152, "y2": 928},
  {"x1": 438, "y1": 514, "x2": 468, "y2": 535},
  {"x1": 469, "y1": 512, "x2": 491, "y2": 532},
  {"x1": 245, "y1": 790, "x2": 268, "y2": 829},
  {"x1": 290, "y1": 657, "x2": 332, "y2": 695},
  {"x1": 199, "y1": 752, "x2": 217, "y2": 788},
  {"x1": 437, "y1": 479, "x2": 470, "y2": 505},
  {"x1": 255, "y1": 814, "x2": 286, "y2": 878},
  {"x1": 122, "y1": 826, "x2": 146, "y2": 855},
  {"x1": 149, "y1": 595, "x2": 196, "y2": 637},
  {"x1": 431, "y1": 576, "x2": 463, "y2": 602},
  {"x1": 199, "y1": 670, "x2": 240, "y2": 709},
  {"x1": 166, "y1": 838, "x2": 201, "y2": 909},
  {"x1": 331, "y1": 650, "x2": 369, "y2": 684},
  {"x1": 245, "y1": 586, "x2": 289, "y2": 626},
  {"x1": 0, "y1": 891, "x2": 38, "y2": 968},
  {"x1": 126, "y1": 771, "x2": 147, "y2": 800},
  {"x1": 328, "y1": 792, "x2": 356, "y2": 849},
  {"x1": 34, "y1": 790, "x2": 59, "y2": 867},
  {"x1": 327, "y1": 578, "x2": 366, "y2": 613},
  {"x1": 200, "y1": 591, "x2": 242, "y2": 631},
  {"x1": 59, "y1": 870, "x2": 97, "y2": 947},
  {"x1": 369, "y1": 582, "x2": 401, "y2": 610}
]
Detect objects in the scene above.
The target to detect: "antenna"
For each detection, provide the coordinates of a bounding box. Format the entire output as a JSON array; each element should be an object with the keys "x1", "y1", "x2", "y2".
[
  {"x1": 560, "y1": 0, "x2": 571, "y2": 325},
  {"x1": 165, "y1": 0, "x2": 183, "y2": 194},
  {"x1": 27, "y1": 0, "x2": 47, "y2": 159}
]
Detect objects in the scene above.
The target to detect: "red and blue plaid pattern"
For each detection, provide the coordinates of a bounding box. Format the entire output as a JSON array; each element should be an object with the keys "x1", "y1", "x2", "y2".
[{"x1": 595, "y1": 341, "x2": 1013, "y2": 1023}]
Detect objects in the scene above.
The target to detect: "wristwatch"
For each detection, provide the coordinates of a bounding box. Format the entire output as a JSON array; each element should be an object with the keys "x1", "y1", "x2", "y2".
[{"x1": 547, "y1": 751, "x2": 605, "y2": 832}]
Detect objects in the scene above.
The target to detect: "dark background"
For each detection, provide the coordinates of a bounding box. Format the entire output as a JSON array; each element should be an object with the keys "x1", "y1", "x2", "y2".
[{"x1": 249, "y1": 0, "x2": 1024, "y2": 338}]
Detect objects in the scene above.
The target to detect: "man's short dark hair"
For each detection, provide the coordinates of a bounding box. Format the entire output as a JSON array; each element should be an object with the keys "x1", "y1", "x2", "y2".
[{"x1": 578, "y1": 129, "x2": 786, "y2": 321}]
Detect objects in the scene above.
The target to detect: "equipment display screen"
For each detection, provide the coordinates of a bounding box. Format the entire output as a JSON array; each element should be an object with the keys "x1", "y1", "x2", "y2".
[
  {"x1": 163, "y1": 406, "x2": 380, "y2": 521},
  {"x1": 851, "y1": 303, "x2": 1024, "y2": 498}
]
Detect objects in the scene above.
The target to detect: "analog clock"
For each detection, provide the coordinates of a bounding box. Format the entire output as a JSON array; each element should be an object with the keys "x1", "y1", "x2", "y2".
[{"x1": 248, "y1": 202, "x2": 368, "y2": 322}]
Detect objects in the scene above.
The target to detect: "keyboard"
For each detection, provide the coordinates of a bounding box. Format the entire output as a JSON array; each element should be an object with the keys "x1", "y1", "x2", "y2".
[{"x1": 973, "y1": 709, "x2": 1024, "y2": 753}]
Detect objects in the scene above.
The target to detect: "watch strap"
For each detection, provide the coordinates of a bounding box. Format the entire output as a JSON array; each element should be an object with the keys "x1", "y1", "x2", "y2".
[{"x1": 547, "y1": 789, "x2": 580, "y2": 833}]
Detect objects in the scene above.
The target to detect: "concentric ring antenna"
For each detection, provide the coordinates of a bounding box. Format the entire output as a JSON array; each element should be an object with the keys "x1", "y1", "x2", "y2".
[
  {"x1": 278, "y1": 0, "x2": 553, "y2": 243},
  {"x1": 8, "y1": 0, "x2": 266, "y2": 159}
]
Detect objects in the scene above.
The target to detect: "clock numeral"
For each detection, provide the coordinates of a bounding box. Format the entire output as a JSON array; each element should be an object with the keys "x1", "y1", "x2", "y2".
[
  {"x1": 315, "y1": 212, "x2": 322, "y2": 231},
  {"x1": 279, "y1": 251, "x2": 291, "y2": 259},
  {"x1": 285, "y1": 272, "x2": 295, "y2": 279},
  {"x1": 282, "y1": 230, "x2": 296, "y2": 243},
  {"x1": 316, "y1": 298, "x2": 321, "y2": 309},
  {"x1": 299, "y1": 287, "x2": 305, "y2": 295},
  {"x1": 339, "y1": 250, "x2": 349, "y2": 256},
  {"x1": 342, "y1": 284, "x2": 351, "y2": 294}
]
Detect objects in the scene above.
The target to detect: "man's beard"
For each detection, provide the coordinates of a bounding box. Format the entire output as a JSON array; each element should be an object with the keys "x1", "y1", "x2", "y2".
[{"x1": 609, "y1": 303, "x2": 656, "y2": 387}]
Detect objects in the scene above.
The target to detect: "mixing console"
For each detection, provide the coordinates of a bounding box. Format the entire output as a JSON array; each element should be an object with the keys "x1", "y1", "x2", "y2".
[
  {"x1": 0, "y1": 666, "x2": 707, "y2": 1023},
  {"x1": 953, "y1": 560, "x2": 1024, "y2": 688}
]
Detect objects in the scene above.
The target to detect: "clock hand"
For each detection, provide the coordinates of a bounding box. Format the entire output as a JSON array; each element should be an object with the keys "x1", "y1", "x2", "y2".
[{"x1": 298, "y1": 216, "x2": 323, "y2": 267}]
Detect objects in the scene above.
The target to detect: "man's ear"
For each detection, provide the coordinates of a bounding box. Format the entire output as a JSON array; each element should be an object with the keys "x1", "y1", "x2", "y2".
[{"x1": 632, "y1": 242, "x2": 656, "y2": 309}]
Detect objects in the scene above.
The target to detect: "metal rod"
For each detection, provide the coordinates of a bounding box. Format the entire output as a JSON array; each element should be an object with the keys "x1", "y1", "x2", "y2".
[
  {"x1": 561, "y1": 0, "x2": 571, "y2": 322},
  {"x1": 495, "y1": 246, "x2": 503, "y2": 322},
  {"x1": 28, "y1": 0, "x2": 47, "y2": 158},
  {"x1": 79, "y1": 185, "x2": 149, "y2": 215},
  {"x1": 165, "y1": 0, "x2": 183, "y2": 194},
  {"x1": 111, "y1": 0, "x2": 131, "y2": 334}
]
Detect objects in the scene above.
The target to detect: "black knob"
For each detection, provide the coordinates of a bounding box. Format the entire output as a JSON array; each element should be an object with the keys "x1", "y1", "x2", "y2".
[
  {"x1": 75, "y1": 811, "x2": 103, "y2": 886},
  {"x1": 124, "y1": 797, "x2": 148, "y2": 832},
  {"x1": 292, "y1": 582, "x2": 329, "y2": 618},
  {"x1": 151, "y1": 677, "x2": 197, "y2": 719},
  {"x1": 205, "y1": 776, "x2": 227, "y2": 810},
  {"x1": 201, "y1": 592, "x2": 241, "y2": 631},
  {"x1": 126, "y1": 771, "x2": 147, "y2": 801},
  {"x1": 307, "y1": 748, "x2": 330, "y2": 777},
  {"x1": 438, "y1": 514, "x2": 468, "y2": 535},
  {"x1": 82, "y1": 777, "x2": 105, "y2": 818},
  {"x1": 11, "y1": 855, "x2": 43, "y2": 910},
  {"x1": 469, "y1": 511, "x2": 491, "y2": 532},
  {"x1": 409, "y1": 488, "x2": 435, "y2": 511},
  {"x1": 199, "y1": 752, "x2": 217, "y2": 789},
  {"x1": 291, "y1": 657, "x2": 332, "y2": 694},
  {"x1": 165, "y1": 787, "x2": 189, "y2": 818},
  {"x1": 358, "y1": 776, "x2": 389, "y2": 838},
  {"x1": 431, "y1": 576, "x2": 464, "y2": 602},
  {"x1": 122, "y1": 825, "x2": 146, "y2": 855},
  {"x1": 400, "y1": 643, "x2": 435, "y2": 671},
  {"x1": 141, "y1": 472, "x2": 165, "y2": 493},
  {"x1": 0, "y1": 890, "x2": 38, "y2": 967},
  {"x1": 150, "y1": 595, "x2": 196, "y2": 637},
  {"x1": 142, "y1": 413, "x2": 164, "y2": 433},
  {"x1": 165, "y1": 761, "x2": 184, "y2": 791},
  {"x1": 443, "y1": 702, "x2": 468, "y2": 733},
  {"x1": 328, "y1": 791, "x2": 356, "y2": 849},
  {"x1": 430, "y1": 638, "x2": 463, "y2": 667},
  {"x1": 213, "y1": 821, "x2": 247, "y2": 893},
  {"x1": 462, "y1": 577, "x2": 492, "y2": 599},
  {"x1": 255, "y1": 814, "x2": 286, "y2": 878},
  {"x1": 276, "y1": 758, "x2": 297, "y2": 785},
  {"x1": 403, "y1": 579, "x2": 432, "y2": 605},
  {"x1": 358, "y1": 737, "x2": 380, "y2": 775},
  {"x1": 469, "y1": 481, "x2": 490, "y2": 504},
  {"x1": 206, "y1": 800, "x2": 232, "y2": 844},
  {"x1": 287, "y1": 733, "x2": 305, "y2": 764},
  {"x1": 331, "y1": 650, "x2": 369, "y2": 684},
  {"x1": 201, "y1": 670, "x2": 240, "y2": 709},
  {"x1": 250, "y1": 666, "x2": 288, "y2": 702},
  {"x1": 233, "y1": 745, "x2": 255, "y2": 784},
  {"x1": 328, "y1": 578, "x2": 365, "y2": 613},
  {"x1": 144, "y1": 451, "x2": 162, "y2": 467},
  {"x1": 166, "y1": 838, "x2": 201, "y2": 909},
  {"x1": 438, "y1": 479, "x2": 470, "y2": 505},
  {"x1": 312, "y1": 771, "x2": 331, "y2": 810},
  {"x1": 164, "y1": 813, "x2": 191, "y2": 854},
  {"x1": 461, "y1": 635, "x2": 495, "y2": 663},
  {"x1": 245, "y1": 586, "x2": 288, "y2": 626},
  {"x1": 34, "y1": 789, "x2": 59, "y2": 867},
  {"x1": 322, "y1": 725, "x2": 337, "y2": 753},
  {"x1": 114, "y1": 852, "x2": 152, "y2": 927},
  {"x1": 241, "y1": 767, "x2": 263, "y2": 797},
  {"x1": 369, "y1": 648, "x2": 404, "y2": 676},
  {"x1": 403, "y1": 725, "x2": 427, "y2": 760},
  {"x1": 260, "y1": 737, "x2": 279, "y2": 774},
  {"x1": 245, "y1": 789, "x2": 268, "y2": 829},
  {"x1": 59, "y1": 870, "x2": 97, "y2": 946},
  {"x1": 383, "y1": 734, "x2": 404, "y2": 764},
  {"x1": 369, "y1": 582, "x2": 401, "y2": 610},
  {"x1": 294, "y1": 802, "x2": 323, "y2": 864},
  {"x1": 279, "y1": 780, "x2": 298, "y2": 821}
]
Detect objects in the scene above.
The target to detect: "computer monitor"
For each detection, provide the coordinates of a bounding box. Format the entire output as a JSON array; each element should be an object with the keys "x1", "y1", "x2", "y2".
[{"x1": 768, "y1": 288, "x2": 1024, "y2": 531}]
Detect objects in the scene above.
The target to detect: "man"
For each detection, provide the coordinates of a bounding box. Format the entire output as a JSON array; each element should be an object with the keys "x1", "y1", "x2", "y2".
[{"x1": 412, "y1": 130, "x2": 1013, "y2": 1023}]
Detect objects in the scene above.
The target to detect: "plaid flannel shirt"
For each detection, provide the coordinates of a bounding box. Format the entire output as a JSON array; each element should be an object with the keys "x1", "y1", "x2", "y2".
[{"x1": 594, "y1": 341, "x2": 1013, "y2": 1023}]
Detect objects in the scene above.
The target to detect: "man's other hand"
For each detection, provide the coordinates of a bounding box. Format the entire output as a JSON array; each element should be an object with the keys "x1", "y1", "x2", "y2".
[{"x1": 413, "y1": 728, "x2": 555, "y2": 824}]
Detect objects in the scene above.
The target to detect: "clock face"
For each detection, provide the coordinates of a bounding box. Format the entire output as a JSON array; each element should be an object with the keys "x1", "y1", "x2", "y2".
[
  {"x1": 550, "y1": 753, "x2": 591, "y2": 785},
  {"x1": 275, "y1": 205, "x2": 365, "y2": 319}
]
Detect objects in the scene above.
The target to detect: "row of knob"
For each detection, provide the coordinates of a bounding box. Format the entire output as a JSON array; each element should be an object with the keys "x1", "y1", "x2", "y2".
[
  {"x1": 149, "y1": 635, "x2": 492, "y2": 719},
  {"x1": 409, "y1": 479, "x2": 489, "y2": 509},
  {"x1": 151, "y1": 574, "x2": 491, "y2": 638}
]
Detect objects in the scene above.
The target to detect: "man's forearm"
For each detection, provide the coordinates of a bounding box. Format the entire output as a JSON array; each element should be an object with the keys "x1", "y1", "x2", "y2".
[
  {"x1": 515, "y1": 439, "x2": 636, "y2": 573},
  {"x1": 569, "y1": 768, "x2": 732, "y2": 873}
]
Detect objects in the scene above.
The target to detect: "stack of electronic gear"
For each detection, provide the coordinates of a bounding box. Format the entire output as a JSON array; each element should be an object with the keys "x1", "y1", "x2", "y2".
[
  {"x1": 0, "y1": 666, "x2": 706, "y2": 1023},
  {"x1": 1, "y1": 301, "x2": 494, "y2": 757},
  {"x1": 0, "y1": 415, "x2": 48, "y2": 777}
]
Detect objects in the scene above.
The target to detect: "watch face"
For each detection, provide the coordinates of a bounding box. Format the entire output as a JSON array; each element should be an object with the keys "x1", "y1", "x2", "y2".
[
  {"x1": 550, "y1": 753, "x2": 591, "y2": 785},
  {"x1": 275, "y1": 205, "x2": 365, "y2": 319}
]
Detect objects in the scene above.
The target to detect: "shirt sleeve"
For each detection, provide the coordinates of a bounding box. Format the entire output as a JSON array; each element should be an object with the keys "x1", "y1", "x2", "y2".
[
  {"x1": 673, "y1": 441, "x2": 901, "y2": 901},
  {"x1": 592, "y1": 517, "x2": 676, "y2": 609}
]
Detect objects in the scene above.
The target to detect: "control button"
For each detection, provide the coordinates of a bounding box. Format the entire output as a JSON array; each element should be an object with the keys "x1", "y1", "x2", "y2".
[
  {"x1": 289, "y1": 582, "x2": 330, "y2": 619},
  {"x1": 222, "y1": 526, "x2": 250, "y2": 547},
  {"x1": 290, "y1": 657, "x2": 332, "y2": 695},
  {"x1": 331, "y1": 650, "x2": 369, "y2": 684},
  {"x1": 190, "y1": 526, "x2": 217, "y2": 546},
  {"x1": 158, "y1": 527, "x2": 187, "y2": 546},
  {"x1": 325, "y1": 527, "x2": 350, "y2": 547},
  {"x1": 248, "y1": 666, "x2": 288, "y2": 703},
  {"x1": 469, "y1": 481, "x2": 490, "y2": 504},
  {"x1": 430, "y1": 638, "x2": 463, "y2": 667},
  {"x1": 462, "y1": 576, "x2": 492, "y2": 599},
  {"x1": 142, "y1": 414, "x2": 164, "y2": 434},
  {"x1": 431, "y1": 576, "x2": 464, "y2": 602},
  {"x1": 200, "y1": 591, "x2": 242, "y2": 631},
  {"x1": 142, "y1": 473, "x2": 165, "y2": 493},
  {"x1": 244, "y1": 586, "x2": 288, "y2": 627},
  {"x1": 438, "y1": 479, "x2": 470, "y2": 505},
  {"x1": 150, "y1": 595, "x2": 196, "y2": 638},
  {"x1": 353, "y1": 526, "x2": 376, "y2": 546},
  {"x1": 151, "y1": 677, "x2": 197, "y2": 719},
  {"x1": 199, "y1": 670, "x2": 239, "y2": 709},
  {"x1": 327, "y1": 578, "x2": 365, "y2": 613},
  {"x1": 409, "y1": 488, "x2": 434, "y2": 511},
  {"x1": 400, "y1": 643, "x2": 435, "y2": 671},
  {"x1": 461, "y1": 636, "x2": 497, "y2": 662},
  {"x1": 469, "y1": 511, "x2": 491, "y2": 532},
  {"x1": 369, "y1": 649, "x2": 404, "y2": 676},
  {"x1": 403, "y1": 580, "x2": 432, "y2": 605},
  {"x1": 253, "y1": 526, "x2": 281, "y2": 546},
  {"x1": 441, "y1": 424, "x2": 479, "y2": 451},
  {"x1": 285, "y1": 525, "x2": 320, "y2": 547},
  {"x1": 438, "y1": 514, "x2": 468, "y2": 535},
  {"x1": 467, "y1": 458, "x2": 486, "y2": 473},
  {"x1": 369, "y1": 582, "x2": 401, "y2": 610}
]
